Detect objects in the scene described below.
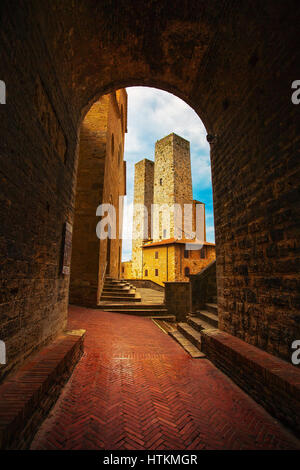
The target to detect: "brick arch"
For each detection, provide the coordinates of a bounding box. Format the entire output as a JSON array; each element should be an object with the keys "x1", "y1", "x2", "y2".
[{"x1": 0, "y1": 1, "x2": 299, "y2": 382}]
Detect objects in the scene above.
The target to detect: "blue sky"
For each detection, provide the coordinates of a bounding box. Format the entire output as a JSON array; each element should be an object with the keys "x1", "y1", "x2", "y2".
[{"x1": 122, "y1": 87, "x2": 214, "y2": 261}]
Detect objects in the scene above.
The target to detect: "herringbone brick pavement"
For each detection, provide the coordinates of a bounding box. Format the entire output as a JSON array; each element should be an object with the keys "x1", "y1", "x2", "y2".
[{"x1": 31, "y1": 306, "x2": 300, "y2": 450}]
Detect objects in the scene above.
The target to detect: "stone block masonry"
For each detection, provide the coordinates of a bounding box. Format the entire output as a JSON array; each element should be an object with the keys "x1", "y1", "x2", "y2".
[
  {"x1": 131, "y1": 159, "x2": 154, "y2": 278},
  {"x1": 165, "y1": 282, "x2": 191, "y2": 321}
]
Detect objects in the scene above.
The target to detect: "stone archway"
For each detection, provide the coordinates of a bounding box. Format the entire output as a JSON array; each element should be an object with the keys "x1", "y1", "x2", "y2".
[{"x1": 0, "y1": 0, "x2": 299, "y2": 384}]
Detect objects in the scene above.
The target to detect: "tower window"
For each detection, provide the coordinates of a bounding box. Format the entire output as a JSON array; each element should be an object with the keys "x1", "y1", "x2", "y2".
[
  {"x1": 163, "y1": 229, "x2": 167, "y2": 238},
  {"x1": 184, "y1": 267, "x2": 190, "y2": 277},
  {"x1": 155, "y1": 269, "x2": 159, "y2": 276},
  {"x1": 160, "y1": 178, "x2": 163, "y2": 186},
  {"x1": 155, "y1": 251, "x2": 158, "y2": 259},
  {"x1": 184, "y1": 249, "x2": 189, "y2": 259},
  {"x1": 145, "y1": 269, "x2": 148, "y2": 277}
]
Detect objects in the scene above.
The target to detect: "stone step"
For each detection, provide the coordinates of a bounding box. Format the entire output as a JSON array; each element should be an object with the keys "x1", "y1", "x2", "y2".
[
  {"x1": 177, "y1": 322, "x2": 201, "y2": 349},
  {"x1": 187, "y1": 316, "x2": 215, "y2": 332},
  {"x1": 102, "y1": 289, "x2": 137, "y2": 297},
  {"x1": 196, "y1": 310, "x2": 219, "y2": 328},
  {"x1": 144, "y1": 315, "x2": 176, "y2": 321},
  {"x1": 98, "y1": 303, "x2": 165, "y2": 310},
  {"x1": 100, "y1": 295, "x2": 141, "y2": 302},
  {"x1": 104, "y1": 282, "x2": 132, "y2": 288},
  {"x1": 169, "y1": 330, "x2": 206, "y2": 359},
  {"x1": 187, "y1": 316, "x2": 203, "y2": 332},
  {"x1": 103, "y1": 287, "x2": 132, "y2": 293},
  {"x1": 205, "y1": 303, "x2": 218, "y2": 315},
  {"x1": 152, "y1": 319, "x2": 177, "y2": 333},
  {"x1": 101, "y1": 308, "x2": 170, "y2": 317}
]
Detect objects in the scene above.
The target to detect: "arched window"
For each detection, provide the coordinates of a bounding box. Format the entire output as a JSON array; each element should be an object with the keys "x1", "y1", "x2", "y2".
[
  {"x1": 184, "y1": 267, "x2": 190, "y2": 277},
  {"x1": 145, "y1": 269, "x2": 148, "y2": 277}
]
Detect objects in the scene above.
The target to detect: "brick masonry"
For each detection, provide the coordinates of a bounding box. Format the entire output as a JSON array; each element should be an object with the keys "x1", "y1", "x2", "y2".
[
  {"x1": 0, "y1": 1, "x2": 299, "y2": 382},
  {"x1": 201, "y1": 328, "x2": 300, "y2": 436},
  {"x1": 30, "y1": 306, "x2": 300, "y2": 450},
  {"x1": 0, "y1": 330, "x2": 85, "y2": 449}
]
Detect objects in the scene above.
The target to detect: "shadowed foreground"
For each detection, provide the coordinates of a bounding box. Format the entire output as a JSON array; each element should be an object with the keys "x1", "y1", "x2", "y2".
[{"x1": 31, "y1": 306, "x2": 300, "y2": 450}]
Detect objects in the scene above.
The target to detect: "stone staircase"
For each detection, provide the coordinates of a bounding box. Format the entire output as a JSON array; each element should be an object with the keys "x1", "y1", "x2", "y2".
[
  {"x1": 100, "y1": 277, "x2": 141, "y2": 302},
  {"x1": 99, "y1": 277, "x2": 175, "y2": 321},
  {"x1": 169, "y1": 302, "x2": 218, "y2": 358}
]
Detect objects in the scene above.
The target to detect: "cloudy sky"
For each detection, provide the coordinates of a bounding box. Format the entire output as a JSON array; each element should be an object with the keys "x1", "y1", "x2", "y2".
[{"x1": 122, "y1": 87, "x2": 214, "y2": 261}]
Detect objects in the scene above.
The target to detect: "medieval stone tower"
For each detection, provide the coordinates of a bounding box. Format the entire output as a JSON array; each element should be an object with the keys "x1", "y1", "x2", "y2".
[
  {"x1": 153, "y1": 133, "x2": 193, "y2": 241},
  {"x1": 131, "y1": 159, "x2": 154, "y2": 278},
  {"x1": 131, "y1": 133, "x2": 196, "y2": 278}
]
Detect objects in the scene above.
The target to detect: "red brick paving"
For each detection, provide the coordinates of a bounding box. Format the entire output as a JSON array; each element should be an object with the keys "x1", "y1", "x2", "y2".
[{"x1": 31, "y1": 306, "x2": 300, "y2": 450}]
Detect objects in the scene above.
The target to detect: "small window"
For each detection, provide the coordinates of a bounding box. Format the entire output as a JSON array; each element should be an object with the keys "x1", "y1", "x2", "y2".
[
  {"x1": 121, "y1": 104, "x2": 124, "y2": 131},
  {"x1": 145, "y1": 269, "x2": 148, "y2": 277},
  {"x1": 184, "y1": 267, "x2": 190, "y2": 276},
  {"x1": 160, "y1": 178, "x2": 163, "y2": 186},
  {"x1": 163, "y1": 229, "x2": 167, "y2": 238},
  {"x1": 111, "y1": 134, "x2": 115, "y2": 156},
  {"x1": 122, "y1": 266, "x2": 124, "y2": 273},
  {"x1": 155, "y1": 269, "x2": 159, "y2": 276},
  {"x1": 200, "y1": 246, "x2": 206, "y2": 259},
  {"x1": 184, "y1": 249, "x2": 189, "y2": 259},
  {"x1": 155, "y1": 251, "x2": 158, "y2": 259}
]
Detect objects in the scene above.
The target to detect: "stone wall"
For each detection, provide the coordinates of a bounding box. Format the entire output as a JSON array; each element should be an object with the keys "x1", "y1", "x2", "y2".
[
  {"x1": 190, "y1": 260, "x2": 217, "y2": 311},
  {"x1": 121, "y1": 261, "x2": 133, "y2": 279},
  {"x1": 174, "y1": 244, "x2": 216, "y2": 281},
  {"x1": 201, "y1": 328, "x2": 300, "y2": 436},
  {"x1": 164, "y1": 282, "x2": 191, "y2": 321},
  {"x1": 69, "y1": 90, "x2": 127, "y2": 306},
  {"x1": 124, "y1": 279, "x2": 165, "y2": 292},
  {"x1": 98, "y1": 90, "x2": 127, "y2": 298},
  {"x1": 69, "y1": 96, "x2": 109, "y2": 306}
]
